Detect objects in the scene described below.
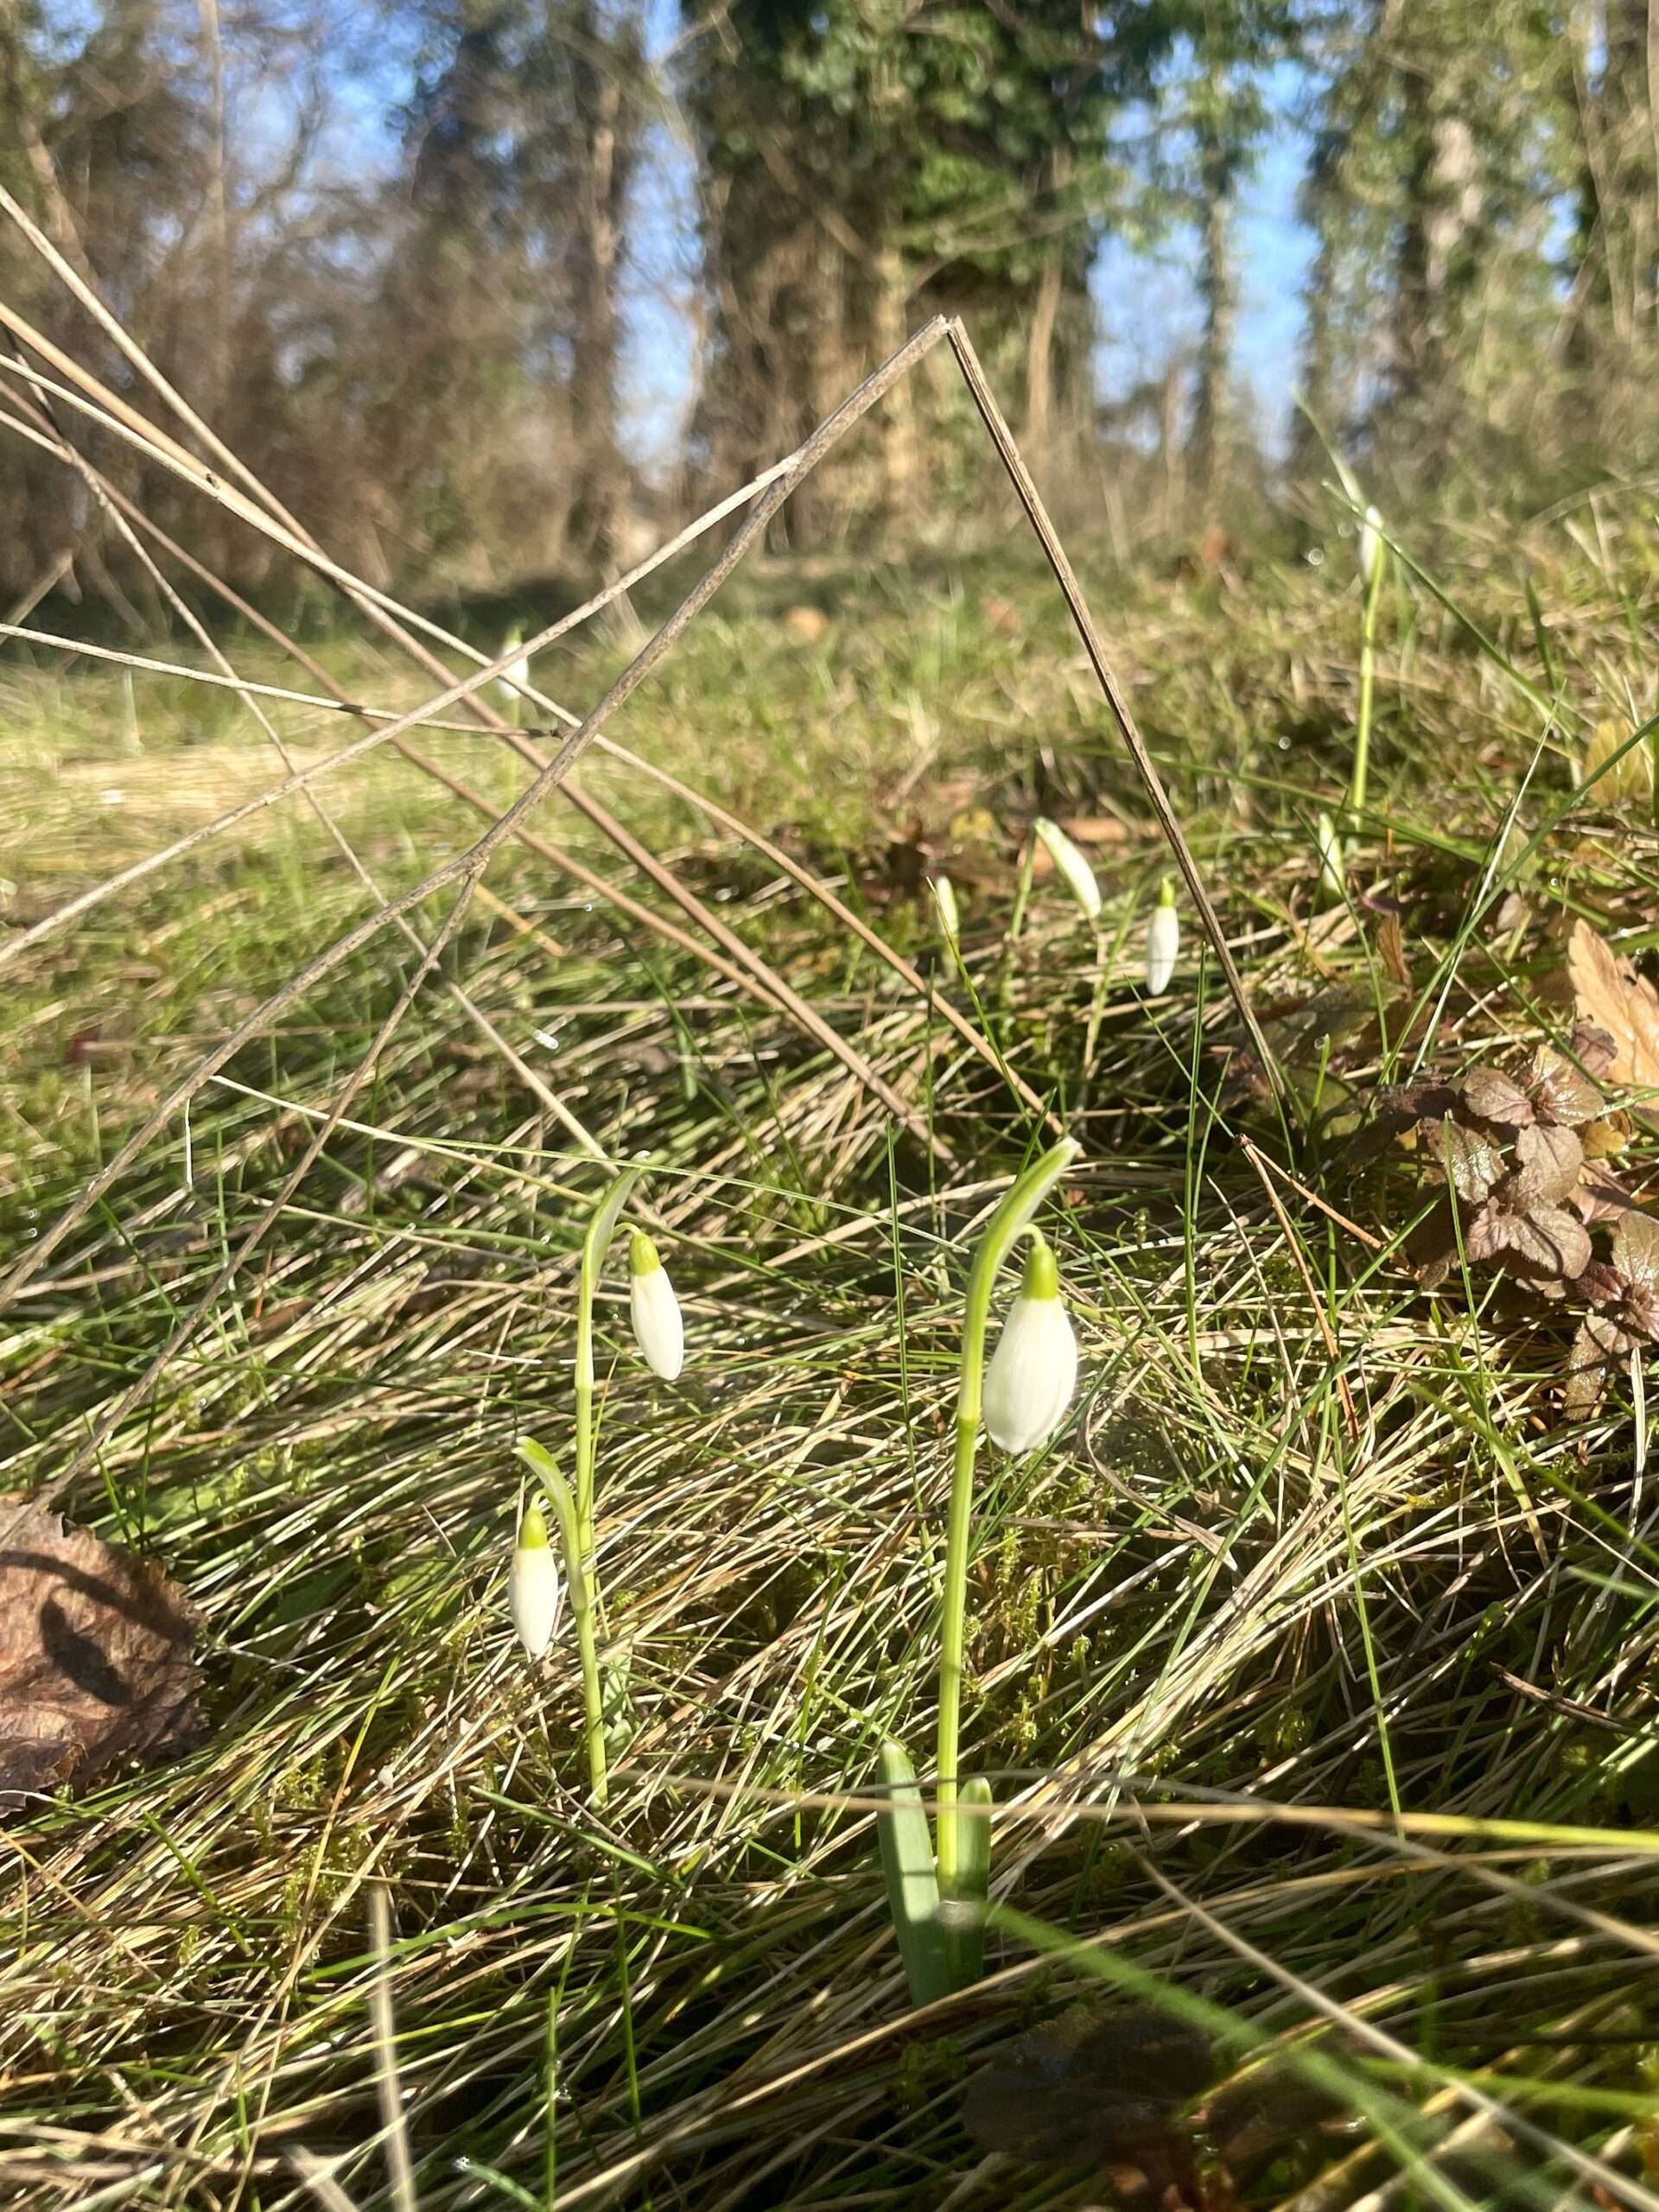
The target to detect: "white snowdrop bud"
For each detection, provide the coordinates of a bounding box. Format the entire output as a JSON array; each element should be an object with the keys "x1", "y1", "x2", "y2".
[
  {"x1": 982, "y1": 1237, "x2": 1078, "y2": 1455},
  {"x1": 930, "y1": 874, "x2": 961, "y2": 951},
  {"x1": 1033, "y1": 817, "x2": 1102, "y2": 922},
  {"x1": 1357, "y1": 505, "x2": 1383, "y2": 586},
  {"x1": 628, "y1": 1230, "x2": 683, "y2": 1382},
  {"x1": 1144, "y1": 876, "x2": 1179, "y2": 995},
  {"x1": 1316, "y1": 811, "x2": 1345, "y2": 896},
  {"x1": 510, "y1": 1498, "x2": 563, "y2": 1658}
]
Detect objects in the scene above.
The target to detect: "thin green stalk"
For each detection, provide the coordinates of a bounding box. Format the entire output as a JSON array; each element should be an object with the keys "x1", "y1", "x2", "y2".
[
  {"x1": 935, "y1": 1135, "x2": 1077, "y2": 1886},
  {"x1": 517, "y1": 1439, "x2": 608, "y2": 1806},
  {"x1": 575, "y1": 1164, "x2": 644, "y2": 1574},
  {"x1": 1348, "y1": 534, "x2": 1386, "y2": 829}
]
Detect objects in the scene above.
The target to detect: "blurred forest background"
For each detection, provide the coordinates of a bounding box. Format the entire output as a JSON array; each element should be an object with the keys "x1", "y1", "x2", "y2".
[{"x1": 0, "y1": 0, "x2": 1649, "y2": 604}]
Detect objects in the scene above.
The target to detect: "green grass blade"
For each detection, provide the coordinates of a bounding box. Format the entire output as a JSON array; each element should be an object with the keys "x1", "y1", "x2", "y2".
[
  {"x1": 944, "y1": 1774, "x2": 991, "y2": 1988},
  {"x1": 874, "y1": 1739, "x2": 948, "y2": 2009}
]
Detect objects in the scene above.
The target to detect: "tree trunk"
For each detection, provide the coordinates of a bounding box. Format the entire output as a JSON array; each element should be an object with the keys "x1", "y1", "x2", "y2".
[
  {"x1": 1393, "y1": 63, "x2": 1483, "y2": 421},
  {"x1": 1023, "y1": 148, "x2": 1071, "y2": 472},
  {"x1": 1189, "y1": 125, "x2": 1236, "y2": 499},
  {"x1": 569, "y1": 5, "x2": 633, "y2": 568},
  {"x1": 870, "y1": 240, "x2": 917, "y2": 529}
]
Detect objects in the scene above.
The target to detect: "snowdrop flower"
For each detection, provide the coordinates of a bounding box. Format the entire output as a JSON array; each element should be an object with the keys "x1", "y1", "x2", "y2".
[
  {"x1": 495, "y1": 625, "x2": 531, "y2": 712},
  {"x1": 930, "y1": 874, "x2": 961, "y2": 952},
  {"x1": 1316, "y1": 810, "x2": 1345, "y2": 896},
  {"x1": 510, "y1": 1497, "x2": 563, "y2": 1658},
  {"x1": 628, "y1": 1230, "x2": 683, "y2": 1381},
  {"x1": 1357, "y1": 505, "x2": 1383, "y2": 587},
  {"x1": 1144, "y1": 876, "x2": 1179, "y2": 995},
  {"x1": 982, "y1": 1236, "x2": 1078, "y2": 1454},
  {"x1": 1033, "y1": 817, "x2": 1101, "y2": 923}
]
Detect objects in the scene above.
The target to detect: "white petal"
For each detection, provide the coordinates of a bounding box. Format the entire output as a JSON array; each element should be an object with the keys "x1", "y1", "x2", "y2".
[
  {"x1": 510, "y1": 1544, "x2": 563, "y2": 1658},
  {"x1": 1033, "y1": 819, "x2": 1102, "y2": 921},
  {"x1": 1358, "y1": 505, "x2": 1382, "y2": 585},
  {"x1": 1144, "y1": 904, "x2": 1179, "y2": 995},
  {"x1": 630, "y1": 1264, "x2": 683, "y2": 1381},
  {"x1": 982, "y1": 1295, "x2": 1078, "y2": 1453}
]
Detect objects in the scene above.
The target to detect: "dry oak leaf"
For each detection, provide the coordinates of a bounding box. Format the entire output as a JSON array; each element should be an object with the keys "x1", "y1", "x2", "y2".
[
  {"x1": 1567, "y1": 921, "x2": 1659, "y2": 1112},
  {"x1": 0, "y1": 1495, "x2": 205, "y2": 1807}
]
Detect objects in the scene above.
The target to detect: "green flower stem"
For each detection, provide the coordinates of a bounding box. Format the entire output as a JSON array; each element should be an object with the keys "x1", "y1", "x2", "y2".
[
  {"x1": 575, "y1": 1164, "x2": 644, "y2": 1578},
  {"x1": 517, "y1": 1439, "x2": 608, "y2": 1805},
  {"x1": 934, "y1": 1135, "x2": 1078, "y2": 1887},
  {"x1": 1348, "y1": 533, "x2": 1386, "y2": 830}
]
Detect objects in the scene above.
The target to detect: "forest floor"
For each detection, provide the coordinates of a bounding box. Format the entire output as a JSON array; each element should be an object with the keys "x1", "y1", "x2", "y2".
[{"x1": 3, "y1": 518, "x2": 1659, "y2": 2212}]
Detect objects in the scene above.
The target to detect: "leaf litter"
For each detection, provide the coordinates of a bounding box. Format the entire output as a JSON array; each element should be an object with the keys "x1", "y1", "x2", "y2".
[{"x1": 0, "y1": 1496, "x2": 205, "y2": 1807}]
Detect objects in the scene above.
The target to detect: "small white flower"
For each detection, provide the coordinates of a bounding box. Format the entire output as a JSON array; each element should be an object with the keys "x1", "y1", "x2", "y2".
[
  {"x1": 510, "y1": 1498, "x2": 563, "y2": 1658},
  {"x1": 628, "y1": 1230, "x2": 683, "y2": 1381},
  {"x1": 930, "y1": 874, "x2": 960, "y2": 951},
  {"x1": 982, "y1": 1237, "x2": 1078, "y2": 1454},
  {"x1": 495, "y1": 626, "x2": 531, "y2": 710},
  {"x1": 1357, "y1": 505, "x2": 1383, "y2": 587},
  {"x1": 1033, "y1": 817, "x2": 1102, "y2": 922},
  {"x1": 1144, "y1": 878, "x2": 1179, "y2": 995},
  {"x1": 1316, "y1": 811, "x2": 1345, "y2": 896}
]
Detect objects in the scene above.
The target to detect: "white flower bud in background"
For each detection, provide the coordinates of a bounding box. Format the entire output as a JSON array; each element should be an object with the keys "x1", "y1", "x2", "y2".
[
  {"x1": 1316, "y1": 811, "x2": 1345, "y2": 896},
  {"x1": 982, "y1": 1236, "x2": 1078, "y2": 1454},
  {"x1": 510, "y1": 1498, "x2": 563, "y2": 1658},
  {"x1": 1144, "y1": 876, "x2": 1179, "y2": 994},
  {"x1": 1033, "y1": 817, "x2": 1102, "y2": 922},
  {"x1": 628, "y1": 1230, "x2": 683, "y2": 1381},
  {"x1": 930, "y1": 874, "x2": 961, "y2": 952},
  {"x1": 1357, "y1": 505, "x2": 1383, "y2": 587},
  {"x1": 495, "y1": 626, "x2": 531, "y2": 712}
]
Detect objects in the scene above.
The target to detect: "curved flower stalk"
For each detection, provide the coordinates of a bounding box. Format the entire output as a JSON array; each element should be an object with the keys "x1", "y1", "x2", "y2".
[
  {"x1": 1144, "y1": 878, "x2": 1179, "y2": 995},
  {"x1": 876, "y1": 1136, "x2": 1082, "y2": 2006}
]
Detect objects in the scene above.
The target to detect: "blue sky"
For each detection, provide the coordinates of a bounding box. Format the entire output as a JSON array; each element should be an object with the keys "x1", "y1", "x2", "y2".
[{"x1": 620, "y1": 58, "x2": 1317, "y2": 467}]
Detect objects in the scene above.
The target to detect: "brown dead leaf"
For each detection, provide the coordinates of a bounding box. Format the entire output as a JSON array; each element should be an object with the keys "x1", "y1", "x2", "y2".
[
  {"x1": 0, "y1": 1495, "x2": 205, "y2": 1807},
  {"x1": 1567, "y1": 921, "x2": 1659, "y2": 1111},
  {"x1": 1057, "y1": 815, "x2": 1128, "y2": 846},
  {"x1": 1376, "y1": 911, "x2": 1412, "y2": 989},
  {"x1": 780, "y1": 604, "x2": 829, "y2": 644}
]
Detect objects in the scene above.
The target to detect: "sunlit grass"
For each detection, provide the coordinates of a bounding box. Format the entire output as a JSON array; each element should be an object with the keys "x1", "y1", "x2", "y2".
[{"x1": 3, "y1": 525, "x2": 1658, "y2": 2208}]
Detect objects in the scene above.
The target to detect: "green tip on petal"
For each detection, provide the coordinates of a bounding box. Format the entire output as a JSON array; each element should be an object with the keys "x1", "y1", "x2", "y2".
[
  {"x1": 518, "y1": 1501, "x2": 550, "y2": 1551},
  {"x1": 1157, "y1": 874, "x2": 1177, "y2": 908},
  {"x1": 629, "y1": 1229, "x2": 661, "y2": 1278},
  {"x1": 1020, "y1": 1236, "x2": 1060, "y2": 1302}
]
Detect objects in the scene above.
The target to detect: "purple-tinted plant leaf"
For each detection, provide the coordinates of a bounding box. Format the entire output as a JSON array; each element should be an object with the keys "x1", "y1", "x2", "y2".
[
  {"x1": 1573, "y1": 1166, "x2": 1638, "y2": 1224},
  {"x1": 1613, "y1": 1213, "x2": 1659, "y2": 1296},
  {"x1": 1461, "y1": 1067, "x2": 1535, "y2": 1128},
  {"x1": 1513, "y1": 1204, "x2": 1593, "y2": 1279},
  {"x1": 1563, "y1": 1317, "x2": 1624, "y2": 1421},
  {"x1": 1428, "y1": 1118, "x2": 1506, "y2": 1205},
  {"x1": 1514, "y1": 1122, "x2": 1584, "y2": 1204},
  {"x1": 1570, "y1": 1023, "x2": 1619, "y2": 1080},
  {"x1": 1577, "y1": 1260, "x2": 1624, "y2": 1306},
  {"x1": 1527, "y1": 1046, "x2": 1603, "y2": 1128}
]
